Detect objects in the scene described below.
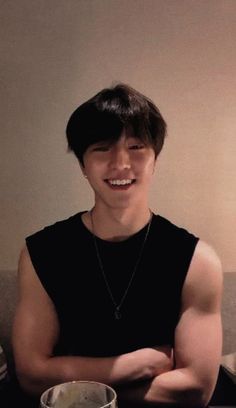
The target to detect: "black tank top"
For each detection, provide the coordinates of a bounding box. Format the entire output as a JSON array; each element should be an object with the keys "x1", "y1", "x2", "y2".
[{"x1": 26, "y1": 212, "x2": 199, "y2": 357}]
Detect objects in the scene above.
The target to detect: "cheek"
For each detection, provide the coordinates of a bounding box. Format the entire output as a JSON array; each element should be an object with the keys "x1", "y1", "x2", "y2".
[
  {"x1": 83, "y1": 158, "x2": 101, "y2": 176},
  {"x1": 142, "y1": 156, "x2": 156, "y2": 176},
  {"x1": 84, "y1": 162, "x2": 107, "y2": 185}
]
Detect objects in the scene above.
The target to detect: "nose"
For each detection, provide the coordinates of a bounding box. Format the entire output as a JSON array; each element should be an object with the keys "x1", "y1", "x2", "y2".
[{"x1": 109, "y1": 146, "x2": 131, "y2": 170}]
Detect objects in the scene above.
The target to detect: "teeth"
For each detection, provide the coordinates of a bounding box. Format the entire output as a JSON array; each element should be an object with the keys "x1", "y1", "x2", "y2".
[{"x1": 108, "y1": 179, "x2": 133, "y2": 186}]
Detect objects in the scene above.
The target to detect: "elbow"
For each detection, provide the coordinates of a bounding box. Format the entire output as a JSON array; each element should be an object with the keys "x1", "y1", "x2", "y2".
[
  {"x1": 179, "y1": 384, "x2": 214, "y2": 408},
  {"x1": 16, "y1": 371, "x2": 44, "y2": 396},
  {"x1": 15, "y1": 370, "x2": 39, "y2": 395},
  {"x1": 16, "y1": 373, "x2": 39, "y2": 396},
  {"x1": 151, "y1": 372, "x2": 213, "y2": 407},
  {"x1": 188, "y1": 375, "x2": 218, "y2": 408},
  {"x1": 198, "y1": 385, "x2": 217, "y2": 408},
  {"x1": 15, "y1": 359, "x2": 47, "y2": 396}
]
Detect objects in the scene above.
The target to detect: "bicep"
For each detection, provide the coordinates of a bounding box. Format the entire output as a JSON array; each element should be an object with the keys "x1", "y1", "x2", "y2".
[
  {"x1": 12, "y1": 246, "x2": 59, "y2": 371},
  {"x1": 174, "y1": 240, "x2": 223, "y2": 385}
]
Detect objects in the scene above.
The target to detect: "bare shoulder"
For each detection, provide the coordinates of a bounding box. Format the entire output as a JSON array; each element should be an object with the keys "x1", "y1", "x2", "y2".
[
  {"x1": 192, "y1": 239, "x2": 222, "y2": 271},
  {"x1": 189, "y1": 240, "x2": 223, "y2": 283},
  {"x1": 18, "y1": 245, "x2": 50, "y2": 304},
  {"x1": 182, "y1": 240, "x2": 223, "y2": 311},
  {"x1": 19, "y1": 244, "x2": 31, "y2": 267},
  {"x1": 18, "y1": 244, "x2": 36, "y2": 282}
]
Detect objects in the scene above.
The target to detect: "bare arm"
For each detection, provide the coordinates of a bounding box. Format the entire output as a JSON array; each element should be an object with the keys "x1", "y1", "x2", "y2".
[
  {"x1": 118, "y1": 240, "x2": 223, "y2": 407},
  {"x1": 12, "y1": 246, "x2": 173, "y2": 395}
]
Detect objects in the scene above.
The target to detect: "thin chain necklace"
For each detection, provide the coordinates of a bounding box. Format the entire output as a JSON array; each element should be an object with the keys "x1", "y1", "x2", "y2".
[{"x1": 90, "y1": 210, "x2": 153, "y2": 320}]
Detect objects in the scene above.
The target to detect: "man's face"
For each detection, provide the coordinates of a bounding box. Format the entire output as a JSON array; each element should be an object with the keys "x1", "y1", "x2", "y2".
[{"x1": 81, "y1": 130, "x2": 156, "y2": 210}]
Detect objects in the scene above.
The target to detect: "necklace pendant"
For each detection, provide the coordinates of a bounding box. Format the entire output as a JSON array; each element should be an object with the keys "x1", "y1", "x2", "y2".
[{"x1": 115, "y1": 307, "x2": 121, "y2": 320}]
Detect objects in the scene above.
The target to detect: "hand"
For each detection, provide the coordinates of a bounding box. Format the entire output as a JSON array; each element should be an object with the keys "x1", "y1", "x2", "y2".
[
  {"x1": 115, "y1": 346, "x2": 174, "y2": 404},
  {"x1": 152, "y1": 345, "x2": 174, "y2": 374},
  {"x1": 130, "y1": 345, "x2": 174, "y2": 380}
]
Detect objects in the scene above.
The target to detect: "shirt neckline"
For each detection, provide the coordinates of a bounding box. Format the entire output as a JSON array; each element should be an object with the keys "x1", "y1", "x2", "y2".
[{"x1": 77, "y1": 211, "x2": 157, "y2": 246}]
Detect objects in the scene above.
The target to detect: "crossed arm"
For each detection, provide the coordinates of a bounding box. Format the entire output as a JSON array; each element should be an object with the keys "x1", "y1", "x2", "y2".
[
  {"x1": 12, "y1": 240, "x2": 222, "y2": 407},
  {"x1": 117, "y1": 241, "x2": 223, "y2": 406}
]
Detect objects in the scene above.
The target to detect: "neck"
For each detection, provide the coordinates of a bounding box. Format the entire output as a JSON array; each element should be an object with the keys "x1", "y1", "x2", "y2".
[{"x1": 89, "y1": 205, "x2": 152, "y2": 242}]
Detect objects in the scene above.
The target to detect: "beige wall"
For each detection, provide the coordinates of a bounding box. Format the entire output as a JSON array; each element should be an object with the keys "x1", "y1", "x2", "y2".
[{"x1": 1, "y1": 0, "x2": 236, "y2": 272}]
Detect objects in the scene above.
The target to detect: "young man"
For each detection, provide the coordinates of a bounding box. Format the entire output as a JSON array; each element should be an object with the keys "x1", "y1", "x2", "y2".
[{"x1": 12, "y1": 84, "x2": 222, "y2": 407}]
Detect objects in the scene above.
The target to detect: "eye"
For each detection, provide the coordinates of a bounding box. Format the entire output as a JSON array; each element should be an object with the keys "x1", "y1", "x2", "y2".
[
  {"x1": 129, "y1": 144, "x2": 145, "y2": 150},
  {"x1": 92, "y1": 145, "x2": 110, "y2": 152}
]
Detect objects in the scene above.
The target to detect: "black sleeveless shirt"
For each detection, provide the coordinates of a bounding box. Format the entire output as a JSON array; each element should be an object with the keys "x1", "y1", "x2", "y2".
[{"x1": 26, "y1": 212, "x2": 199, "y2": 357}]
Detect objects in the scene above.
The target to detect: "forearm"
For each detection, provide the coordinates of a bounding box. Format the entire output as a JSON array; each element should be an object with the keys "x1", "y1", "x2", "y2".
[
  {"x1": 16, "y1": 346, "x2": 172, "y2": 396},
  {"x1": 118, "y1": 368, "x2": 213, "y2": 408},
  {"x1": 17, "y1": 354, "x2": 139, "y2": 396}
]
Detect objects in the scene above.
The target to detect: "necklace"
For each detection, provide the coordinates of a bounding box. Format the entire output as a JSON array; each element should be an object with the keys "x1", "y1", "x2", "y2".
[{"x1": 90, "y1": 210, "x2": 153, "y2": 320}]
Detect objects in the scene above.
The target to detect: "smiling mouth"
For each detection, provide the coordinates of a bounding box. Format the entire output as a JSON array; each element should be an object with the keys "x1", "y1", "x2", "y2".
[{"x1": 105, "y1": 179, "x2": 136, "y2": 187}]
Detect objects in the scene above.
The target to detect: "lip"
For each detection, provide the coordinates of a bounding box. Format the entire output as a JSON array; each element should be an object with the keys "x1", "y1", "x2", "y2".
[{"x1": 104, "y1": 179, "x2": 136, "y2": 190}]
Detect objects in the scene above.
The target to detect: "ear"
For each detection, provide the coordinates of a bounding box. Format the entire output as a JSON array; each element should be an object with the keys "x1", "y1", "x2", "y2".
[
  {"x1": 79, "y1": 161, "x2": 87, "y2": 178},
  {"x1": 152, "y1": 156, "x2": 158, "y2": 174}
]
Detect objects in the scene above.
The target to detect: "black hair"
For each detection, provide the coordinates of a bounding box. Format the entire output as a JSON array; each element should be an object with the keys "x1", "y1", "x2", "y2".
[{"x1": 66, "y1": 83, "x2": 167, "y2": 165}]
